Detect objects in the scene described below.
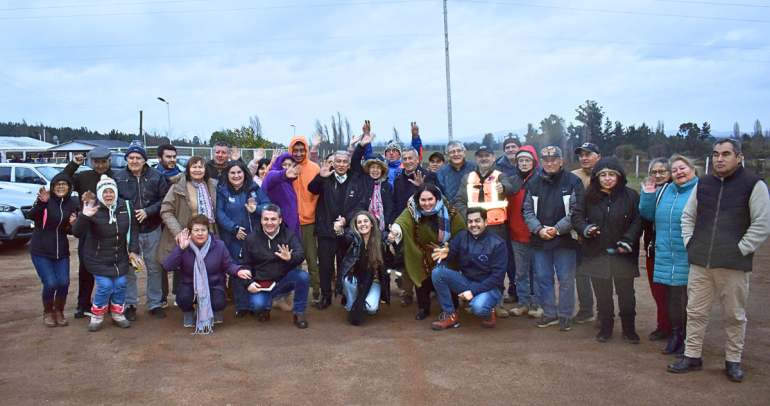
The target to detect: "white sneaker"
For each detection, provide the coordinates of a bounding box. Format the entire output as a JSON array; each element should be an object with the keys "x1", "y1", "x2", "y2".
[
  {"x1": 527, "y1": 305, "x2": 543, "y2": 319},
  {"x1": 510, "y1": 305, "x2": 529, "y2": 316}
]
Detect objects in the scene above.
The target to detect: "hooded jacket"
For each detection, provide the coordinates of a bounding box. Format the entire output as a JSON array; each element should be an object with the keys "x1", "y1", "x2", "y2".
[
  {"x1": 571, "y1": 157, "x2": 644, "y2": 279},
  {"x1": 29, "y1": 173, "x2": 80, "y2": 260},
  {"x1": 216, "y1": 180, "x2": 270, "y2": 260},
  {"x1": 507, "y1": 145, "x2": 539, "y2": 243},
  {"x1": 262, "y1": 153, "x2": 301, "y2": 237},
  {"x1": 162, "y1": 233, "x2": 241, "y2": 292},
  {"x1": 496, "y1": 155, "x2": 517, "y2": 178},
  {"x1": 72, "y1": 198, "x2": 140, "y2": 278},
  {"x1": 287, "y1": 135, "x2": 321, "y2": 226},
  {"x1": 113, "y1": 163, "x2": 169, "y2": 234},
  {"x1": 238, "y1": 222, "x2": 305, "y2": 282}
]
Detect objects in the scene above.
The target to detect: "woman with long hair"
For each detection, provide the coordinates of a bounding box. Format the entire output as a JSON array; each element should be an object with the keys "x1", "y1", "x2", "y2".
[
  {"x1": 335, "y1": 211, "x2": 392, "y2": 325},
  {"x1": 389, "y1": 183, "x2": 467, "y2": 320},
  {"x1": 572, "y1": 157, "x2": 644, "y2": 343},
  {"x1": 640, "y1": 155, "x2": 699, "y2": 356}
]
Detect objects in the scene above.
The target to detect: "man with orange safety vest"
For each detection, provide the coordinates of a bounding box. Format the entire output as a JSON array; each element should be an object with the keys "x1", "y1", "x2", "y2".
[{"x1": 453, "y1": 145, "x2": 514, "y2": 317}]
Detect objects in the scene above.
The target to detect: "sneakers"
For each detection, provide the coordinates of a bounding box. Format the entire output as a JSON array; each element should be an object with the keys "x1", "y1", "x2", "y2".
[
  {"x1": 87, "y1": 314, "x2": 104, "y2": 332},
  {"x1": 558, "y1": 317, "x2": 572, "y2": 331},
  {"x1": 124, "y1": 305, "x2": 137, "y2": 321},
  {"x1": 294, "y1": 313, "x2": 309, "y2": 329},
  {"x1": 213, "y1": 311, "x2": 223, "y2": 324},
  {"x1": 527, "y1": 305, "x2": 543, "y2": 319},
  {"x1": 534, "y1": 315, "x2": 558, "y2": 328},
  {"x1": 160, "y1": 300, "x2": 169, "y2": 309},
  {"x1": 431, "y1": 311, "x2": 460, "y2": 330},
  {"x1": 494, "y1": 305, "x2": 509, "y2": 318},
  {"x1": 483, "y1": 311, "x2": 496, "y2": 328},
  {"x1": 183, "y1": 311, "x2": 195, "y2": 328},
  {"x1": 111, "y1": 312, "x2": 131, "y2": 329},
  {"x1": 310, "y1": 290, "x2": 320, "y2": 306},
  {"x1": 74, "y1": 305, "x2": 88, "y2": 319},
  {"x1": 572, "y1": 310, "x2": 595, "y2": 324},
  {"x1": 509, "y1": 305, "x2": 529, "y2": 317},
  {"x1": 149, "y1": 307, "x2": 167, "y2": 318}
]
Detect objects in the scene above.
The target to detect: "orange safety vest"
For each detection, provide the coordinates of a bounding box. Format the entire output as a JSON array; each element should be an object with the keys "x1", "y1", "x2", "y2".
[{"x1": 467, "y1": 170, "x2": 507, "y2": 225}]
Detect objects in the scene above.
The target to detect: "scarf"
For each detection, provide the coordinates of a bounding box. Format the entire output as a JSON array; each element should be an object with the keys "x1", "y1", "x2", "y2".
[
  {"x1": 189, "y1": 235, "x2": 213, "y2": 334},
  {"x1": 192, "y1": 180, "x2": 215, "y2": 223},
  {"x1": 407, "y1": 195, "x2": 452, "y2": 244},
  {"x1": 369, "y1": 179, "x2": 385, "y2": 231},
  {"x1": 160, "y1": 165, "x2": 180, "y2": 179}
]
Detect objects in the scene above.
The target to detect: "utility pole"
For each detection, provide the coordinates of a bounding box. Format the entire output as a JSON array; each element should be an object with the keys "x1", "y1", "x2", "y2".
[
  {"x1": 443, "y1": 0, "x2": 453, "y2": 141},
  {"x1": 140, "y1": 110, "x2": 145, "y2": 146}
]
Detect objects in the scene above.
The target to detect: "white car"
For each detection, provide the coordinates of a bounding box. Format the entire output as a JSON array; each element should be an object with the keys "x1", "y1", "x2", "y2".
[
  {"x1": 0, "y1": 163, "x2": 83, "y2": 197},
  {"x1": 0, "y1": 184, "x2": 36, "y2": 246}
]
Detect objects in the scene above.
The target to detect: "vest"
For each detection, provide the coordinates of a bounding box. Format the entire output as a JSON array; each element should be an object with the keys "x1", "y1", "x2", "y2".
[
  {"x1": 688, "y1": 166, "x2": 760, "y2": 272},
  {"x1": 467, "y1": 170, "x2": 507, "y2": 225}
]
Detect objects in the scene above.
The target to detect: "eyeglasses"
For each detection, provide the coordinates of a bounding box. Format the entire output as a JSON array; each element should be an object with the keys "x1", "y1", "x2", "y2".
[
  {"x1": 53, "y1": 182, "x2": 69, "y2": 188},
  {"x1": 447, "y1": 149, "x2": 464, "y2": 155},
  {"x1": 650, "y1": 170, "x2": 669, "y2": 176}
]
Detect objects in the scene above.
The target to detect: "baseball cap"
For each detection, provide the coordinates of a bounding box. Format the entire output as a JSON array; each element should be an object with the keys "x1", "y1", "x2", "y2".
[
  {"x1": 475, "y1": 145, "x2": 494, "y2": 156},
  {"x1": 574, "y1": 142, "x2": 600, "y2": 155},
  {"x1": 540, "y1": 146, "x2": 563, "y2": 158}
]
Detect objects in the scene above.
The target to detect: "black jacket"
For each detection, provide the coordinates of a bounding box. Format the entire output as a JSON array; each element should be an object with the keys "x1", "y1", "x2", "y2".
[
  {"x1": 572, "y1": 158, "x2": 644, "y2": 279},
  {"x1": 393, "y1": 166, "x2": 440, "y2": 217},
  {"x1": 336, "y1": 229, "x2": 392, "y2": 325},
  {"x1": 28, "y1": 173, "x2": 80, "y2": 260},
  {"x1": 307, "y1": 171, "x2": 368, "y2": 238},
  {"x1": 113, "y1": 164, "x2": 169, "y2": 234},
  {"x1": 351, "y1": 144, "x2": 396, "y2": 227},
  {"x1": 239, "y1": 222, "x2": 305, "y2": 283},
  {"x1": 207, "y1": 158, "x2": 244, "y2": 185},
  {"x1": 72, "y1": 198, "x2": 140, "y2": 278},
  {"x1": 522, "y1": 168, "x2": 584, "y2": 250},
  {"x1": 62, "y1": 161, "x2": 115, "y2": 208}
]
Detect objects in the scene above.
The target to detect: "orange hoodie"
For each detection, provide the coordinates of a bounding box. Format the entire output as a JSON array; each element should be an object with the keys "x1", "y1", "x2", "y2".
[{"x1": 282, "y1": 135, "x2": 320, "y2": 226}]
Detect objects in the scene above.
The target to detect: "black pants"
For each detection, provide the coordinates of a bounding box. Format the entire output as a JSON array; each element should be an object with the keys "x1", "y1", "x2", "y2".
[
  {"x1": 666, "y1": 285, "x2": 688, "y2": 331},
  {"x1": 317, "y1": 236, "x2": 345, "y2": 296},
  {"x1": 591, "y1": 276, "x2": 636, "y2": 323},
  {"x1": 416, "y1": 277, "x2": 434, "y2": 312},
  {"x1": 76, "y1": 235, "x2": 95, "y2": 308},
  {"x1": 176, "y1": 284, "x2": 227, "y2": 313}
]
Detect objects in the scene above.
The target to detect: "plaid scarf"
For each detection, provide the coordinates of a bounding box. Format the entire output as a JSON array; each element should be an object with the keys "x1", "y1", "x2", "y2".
[{"x1": 192, "y1": 180, "x2": 215, "y2": 223}]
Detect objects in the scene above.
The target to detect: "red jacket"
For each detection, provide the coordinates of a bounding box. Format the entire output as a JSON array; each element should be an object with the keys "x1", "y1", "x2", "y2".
[{"x1": 507, "y1": 145, "x2": 539, "y2": 243}]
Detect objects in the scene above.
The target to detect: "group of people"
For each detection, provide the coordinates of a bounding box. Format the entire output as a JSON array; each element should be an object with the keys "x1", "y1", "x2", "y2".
[{"x1": 27, "y1": 121, "x2": 770, "y2": 382}]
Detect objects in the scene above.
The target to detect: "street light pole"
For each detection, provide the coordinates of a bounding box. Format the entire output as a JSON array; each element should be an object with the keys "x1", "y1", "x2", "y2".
[
  {"x1": 443, "y1": 0, "x2": 453, "y2": 141},
  {"x1": 157, "y1": 97, "x2": 171, "y2": 145}
]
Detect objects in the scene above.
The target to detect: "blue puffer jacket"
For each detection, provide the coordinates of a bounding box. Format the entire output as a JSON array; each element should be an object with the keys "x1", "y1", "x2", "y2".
[
  {"x1": 639, "y1": 177, "x2": 698, "y2": 286},
  {"x1": 496, "y1": 155, "x2": 517, "y2": 178},
  {"x1": 216, "y1": 182, "x2": 271, "y2": 260},
  {"x1": 435, "y1": 160, "x2": 477, "y2": 201}
]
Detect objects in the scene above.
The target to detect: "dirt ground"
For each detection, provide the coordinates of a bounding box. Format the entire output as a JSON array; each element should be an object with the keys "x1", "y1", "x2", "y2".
[{"x1": 1, "y1": 237, "x2": 768, "y2": 406}]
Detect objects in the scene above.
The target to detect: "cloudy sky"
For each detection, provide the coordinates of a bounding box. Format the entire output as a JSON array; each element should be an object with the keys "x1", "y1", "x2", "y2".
[{"x1": 0, "y1": 0, "x2": 768, "y2": 146}]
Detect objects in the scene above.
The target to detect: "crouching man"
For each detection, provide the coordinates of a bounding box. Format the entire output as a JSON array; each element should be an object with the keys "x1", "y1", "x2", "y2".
[
  {"x1": 429, "y1": 207, "x2": 507, "y2": 330},
  {"x1": 236, "y1": 204, "x2": 310, "y2": 329}
]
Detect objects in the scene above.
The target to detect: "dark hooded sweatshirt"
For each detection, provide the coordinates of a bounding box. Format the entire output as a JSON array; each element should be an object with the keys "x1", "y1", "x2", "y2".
[{"x1": 28, "y1": 172, "x2": 80, "y2": 260}]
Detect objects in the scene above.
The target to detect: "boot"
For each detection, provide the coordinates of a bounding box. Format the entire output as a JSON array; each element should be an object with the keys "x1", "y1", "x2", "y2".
[
  {"x1": 316, "y1": 294, "x2": 332, "y2": 310},
  {"x1": 596, "y1": 317, "x2": 614, "y2": 342},
  {"x1": 43, "y1": 300, "x2": 57, "y2": 327},
  {"x1": 54, "y1": 297, "x2": 68, "y2": 327},
  {"x1": 621, "y1": 318, "x2": 640, "y2": 344},
  {"x1": 87, "y1": 314, "x2": 104, "y2": 332},
  {"x1": 110, "y1": 302, "x2": 131, "y2": 328},
  {"x1": 294, "y1": 313, "x2": 308, "y2": 329},
  {"x1": 663, "y1": 328, "x2": 684, "y2": 355},
  {"x1": 725, "y1": 361, "x2": 743, "y2": 382},
  {"x1": 667, "y1": 356, "x2": 702, "y2": 373}
]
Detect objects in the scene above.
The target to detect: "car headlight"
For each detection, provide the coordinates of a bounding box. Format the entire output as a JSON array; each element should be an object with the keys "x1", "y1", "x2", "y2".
[{"x1": 0, "y1": 204, "x2": 17, "y2": 212}]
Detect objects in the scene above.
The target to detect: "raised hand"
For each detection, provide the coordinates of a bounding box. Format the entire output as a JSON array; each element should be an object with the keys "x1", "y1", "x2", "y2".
[
  {"x1": 319, "y1": 161, "x2": 333, "y2": 178},
  {"x1": 245, "y1": 197, "x2": 258, "y2": 213},
  {"x1": 178, "y1": 228, "x2": 191, "y2": 250},
  {"x1": 408, "y1": 170, "x2": 424, "y2": 187},
  {"x1": 73, "y1": 154, "x2": 85, "y2": 165},
  {"x1": 411, "y1": 122, "x2": 419, "y2": 138},
  {"x1": 82, "y1": 199, "x2": 99, "y2": 217},
  {"x1": 363, "y1": 120, "x2": 371, "y2": 136},
  {"x1": 349, "y1": 134, "x2": 362, "y2": 148},
  {"x1": 431, "y1": 243, "x2": 449, "y2": 264},
  {"x1": 311, "y1": 132, "x2": 322, "y2": 151},
  {"x1": 229, "y1": 147, "x2": 241, "y2": 161},
  {"x1": 237, "y1": 269, "x2": 252, "y2": 280},
  {"x1": 236, "y1": 226, "x2": 247, "y2": 241},
  {"x1": 69, "y1": 213, "x2": 77, "y2": 225},
  {"x1": 253, "y1": 148, "x2": 265, "y2": 163},
  {"x1": 360, "y1": 131, "x2": 375, "y2": 147},
  {"x1": 286, "y1": 164, "x2": 303, "y2": 179},
  {"x1": 642, "y1": 177, "x2": 658, "y2": 194},
  {"x1": 271, "y1": 149, "x2": 284, "y2": 162},
  {"x1": 37, "y1": 186, "x2": 50, "y2": 203},
  {"x1": 81, "y1": 191, "x2": 95, "y2": 203},
  {"x1": 275, "y1": 244, "x2": 293, "y2": 262}
]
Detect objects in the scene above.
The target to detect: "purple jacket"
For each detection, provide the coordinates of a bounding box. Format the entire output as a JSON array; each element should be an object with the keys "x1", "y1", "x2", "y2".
[
  {"x1": 162, "y1": 233, "x2": 241, "y2": 292},
  {"x1": 262, "y1": 153, "x2": 301, "y2": 238}
]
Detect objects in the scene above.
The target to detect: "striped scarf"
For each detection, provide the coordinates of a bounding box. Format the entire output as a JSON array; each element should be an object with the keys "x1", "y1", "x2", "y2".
[{"x1": 192, "y1": 180, "x2": 215, "y2": 223}]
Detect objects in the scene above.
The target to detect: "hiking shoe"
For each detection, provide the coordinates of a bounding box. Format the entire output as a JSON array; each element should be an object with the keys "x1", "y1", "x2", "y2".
[
  {"x1": 213, "y1": 311, "x2": 224, "y2": 324},
  {"x1": 483, "y1": 311, "x2": 496, "y2": 328},
  {"x1": 527, "y1": 305, "x2": 543, "y2": 319},
  {"x1": 573, "y1": 310, "x2": 595, "y2": 324},
  {"x1": 160, "y1": 300, "x2": 169, "y2": 309},
  {"x1": 494, "y1": 305, "x2": 509, "y2": 318},
  {"x1": 558, "y1": 317, "x2": 572, "y2": 331},
  {"x1": 509, "y1": 305, "x2": 529, "y2": 317},
  {"x1": 149, "y1": 307, "x2": 166, "y2": 318},
  {"x1": 124, "y1": 306, "x2": 137, "y2": 321},
  {"x1": 534, "y1": 315, "x2": 558, "y2": 328},
  {"x1": 431, "y1": 311, "x2": 459, "y2": 330},
  {"x1": 183, "y1": 311, "x2": 195, "y2": 328}
]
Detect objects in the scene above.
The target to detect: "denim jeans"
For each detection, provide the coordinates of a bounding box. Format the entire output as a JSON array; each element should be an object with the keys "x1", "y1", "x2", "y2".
[
  {"x1": 511, "y1": 241, "x2": 538, "y2": 307},
  {"x1": 93, "y1": 274, "x2": 127, "y2": 307},
  {"x1": 249, "y1": 269, "x2": 310, "y2": 314},
  {"x1": 575, "y1": 249, "x2": 595, "y2": 313},
  {"x1": 31, "y1": 254, "x2": 70, "y2": 301},
  {"x1": 431, "y1": 266, "x2": 501, "y2": 318},
  {"x1": 177, "y1": 284, "x2": 227, "y2": 313},
  {"x1": 125, "y1": 227, "x2": 163, "y2": 309},
  {"x1": 342, "y1": 277, "x2": 381, "y2": 313},
  {"x1": 533, "y1": 249, "x2": 576, "y2": 319}
]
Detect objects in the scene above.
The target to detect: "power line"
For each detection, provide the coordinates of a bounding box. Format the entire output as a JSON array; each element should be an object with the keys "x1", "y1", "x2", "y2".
[
  {"x1": 452, "y1": 34, "x2": 770, "y2": 51},
  {"x1": 650, "y1": 0, "x2": 769, "y2": 8},
  {"x1": 453, "y1": 46, "x2": 770, "y2": 63},
  {"x1": 451, "y1": 0, "x2": 770, "y2": 23},
  {"x1": 0, "y1": 0, "x2": 221, "y2": 11},
  {"x1": 0, "y1": 0, "x2": 434, "y2": 20}
]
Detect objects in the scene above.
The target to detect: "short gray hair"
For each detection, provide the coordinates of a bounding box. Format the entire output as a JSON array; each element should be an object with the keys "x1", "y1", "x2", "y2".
[
  {"x1": 402, "y1": 147, "x2": 418, "y2": 157},
  {"x1": 648, "y1": 157, "x2": 669, "y2": 174},
  {"x1": 714, "y1": 138, "x2": 742, "y2": 155},
  {"x1": 333, "y1": 150, "x2": 350, "y2": 160},
  {"x1": 261, "y1": 204, "x2": 282, "y2": 218},
  {"x1": 445, "y1": 140, "x2": 465, "y2": 154}
]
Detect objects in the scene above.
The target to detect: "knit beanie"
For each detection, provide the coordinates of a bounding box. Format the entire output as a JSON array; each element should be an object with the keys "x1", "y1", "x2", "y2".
[
  {"x1": 516, "y1": 150, "x2": 535, "y2": 162},
  {"x1": 96, "y1": 175, "x2": 118, "y2": 206},
  {"x1": 125, "y1": 140, "x2": 148, "y2": 161},
  {"x1": 503, "y1": 138, "x2": 521, "y2": 149},
  {"x1": 385, "y1": 140, "x2": 402, "y2": 155},
  {"x1": 595, "y1": 167, "x2": 622, "y2": 178}
]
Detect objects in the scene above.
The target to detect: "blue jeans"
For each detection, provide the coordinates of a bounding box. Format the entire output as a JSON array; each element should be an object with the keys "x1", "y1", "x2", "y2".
[
  {"x1": 125, "y1": 227, "x2": 163, "y2": 309},
  {"x1": 342, "y1": 277, "x2": 381, "y2": 313},
  {"x1": 511, "y1": 241, "x2": 538, "y2": 307},
  {"x1": 249, "y1": 269, "x2": 310, "y2": 314},
  {"x1": 533, "y1": 249, "x2": 576, "y2": 319},
  {"x1": 431, "y1": 266, "x2": 501, "y2": 318},
  {"x1": 93, "y1": 274, "x2": 127, "y2": 307},
  {"x1": 31, "y1": 254, "x2": 70, "y2": 301}
]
